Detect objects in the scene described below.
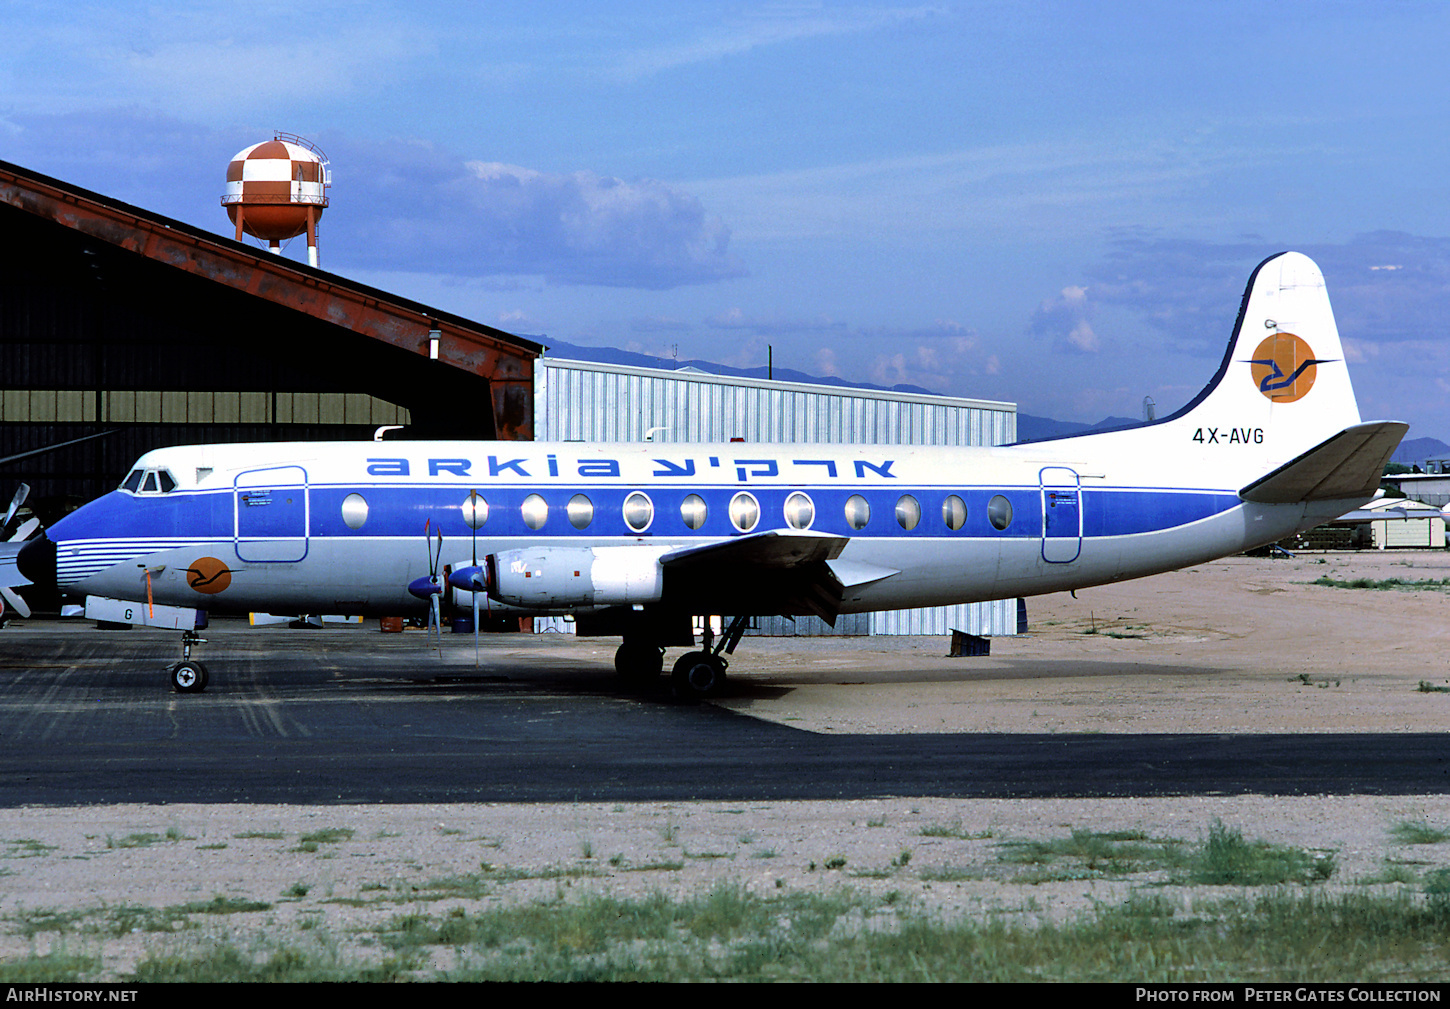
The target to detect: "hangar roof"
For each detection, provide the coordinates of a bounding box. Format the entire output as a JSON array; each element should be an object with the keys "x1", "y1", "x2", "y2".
[{"x1": 0, "y1": 158, "x2": 541, "y2": 439}]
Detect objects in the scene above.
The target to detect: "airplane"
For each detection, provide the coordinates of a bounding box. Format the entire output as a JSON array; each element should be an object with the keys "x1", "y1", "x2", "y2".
[{"x1": 8, "y1": 251, "x2": 1407, "y2": 698}]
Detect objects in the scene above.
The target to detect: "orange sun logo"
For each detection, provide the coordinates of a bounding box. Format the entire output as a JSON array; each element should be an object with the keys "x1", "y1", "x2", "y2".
[
  {"x1": 1248, "y1": 333, "x2": 1328, "y2": 403},
  {"x1": 186, "y1": 557, "x2": 232, "y2": 594}
]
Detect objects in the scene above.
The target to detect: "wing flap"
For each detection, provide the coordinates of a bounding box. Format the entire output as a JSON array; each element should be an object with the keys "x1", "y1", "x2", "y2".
[
  {"x1": 659, "y1": 530, "x2": 852, "y2": 623},
  {"x1": 1239, "y1": 421, "x2": 1408, "y2": 504}
]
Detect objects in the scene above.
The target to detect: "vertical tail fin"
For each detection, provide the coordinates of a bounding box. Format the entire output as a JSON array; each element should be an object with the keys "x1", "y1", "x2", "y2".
[{"x1": 1159, "y1": 251, "x2": 1370, "y2": 484}]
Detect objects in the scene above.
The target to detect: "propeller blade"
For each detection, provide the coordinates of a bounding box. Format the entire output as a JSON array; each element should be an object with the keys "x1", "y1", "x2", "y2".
[
  {"x1": 7, "y1": 517, "x2": 39, "y2": 542},
  {"x1": 1, "y1": 586, "x2": 31, "y2": 620},
  {"x1": 473, "y1": 590, "x2": 480, "y2": 667},
  {"x1": 2, "y1": 484, "x2": 29, "y2": 530}
]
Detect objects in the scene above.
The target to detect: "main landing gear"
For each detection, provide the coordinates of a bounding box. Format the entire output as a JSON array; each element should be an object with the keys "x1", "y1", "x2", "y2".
[
  {"x1": 168, "y1": 629, "x2": 209, "y2": 693},
  {"x1": 614, "y1": 615, "x2": 751, "y2": 701}
]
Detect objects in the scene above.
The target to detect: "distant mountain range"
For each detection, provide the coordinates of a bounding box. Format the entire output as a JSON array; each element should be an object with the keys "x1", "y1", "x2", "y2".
[
  {"x1": 1391, "y1": 437, "x2": 1450, "y2": 466},
  {"x1": 539, "y1": 338, "x2": 1444, "y2": 456}
]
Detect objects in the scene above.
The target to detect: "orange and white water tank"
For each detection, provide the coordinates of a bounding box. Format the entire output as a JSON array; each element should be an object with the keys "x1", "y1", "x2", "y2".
[{"x1": 221, "y1": 133, "x2": 330, "y2": 266}]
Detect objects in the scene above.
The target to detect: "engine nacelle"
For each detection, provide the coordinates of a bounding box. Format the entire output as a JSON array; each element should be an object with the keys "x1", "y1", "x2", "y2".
[{"x1": 482, "y1": 545, "x2": 670, "y2": 610}]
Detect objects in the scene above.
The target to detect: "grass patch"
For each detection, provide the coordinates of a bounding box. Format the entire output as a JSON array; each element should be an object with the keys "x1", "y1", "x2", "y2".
[
  {"x1": 0, "y1": 951, "x2": 101, "y2": 982},
  {"x1": 1390, "y1": 820, "x2": 1450, "y2": 845},
  {"x1": 1190, "y1": 821, "x2": 1335, "y2": 886},
  {"x1": 1416, "y1": 680, "x2": 1450, "y2": 693},
  {"x1": 996, "y1": 828, "x2": 1187, "y2": 880},
  {"x1": 234, "y1": 831, "x2": 284, "y2": 840},
  {"x1": 1311, "y1": 576, "x2": 1450, "y2": 591},
  {"x1": 918, "y1": 822, "x2": 992, "y2": 840},
  {"x1": 360, "y1": 887, "x2": 1450, "y2": 982},
  {"x1": 2, "y1": 838, "x2": 57, "y2": 858}
]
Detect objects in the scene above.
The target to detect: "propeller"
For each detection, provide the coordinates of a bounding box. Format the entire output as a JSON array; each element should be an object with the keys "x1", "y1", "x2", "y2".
[
  {"x1": 448, "y1": 490, "x2": 489, "y2": 667},
  {"x1": 406, "y1": 519, "x2": 444, "y2": 654},
  {"x1": 2, "y1": 484, "x2": 28, "y2": 530},
  {"x1": 1, "y1": 484, "x2": 34, "y2": 619}
]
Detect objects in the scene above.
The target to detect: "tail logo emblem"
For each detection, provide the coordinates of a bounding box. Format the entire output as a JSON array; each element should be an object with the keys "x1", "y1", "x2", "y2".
[
  {"x1": 186, "y1": 557, "x2": 232, "y2": 594},
  {"x1": 1248, "y1": 333, "x2": 1329, "y2": 403}
]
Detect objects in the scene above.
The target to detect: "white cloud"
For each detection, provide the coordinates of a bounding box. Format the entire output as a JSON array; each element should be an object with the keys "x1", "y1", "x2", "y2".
[
  {"x1": 1031, "y1": 285, "x2": 1099, "y2": 354},
  {"x1": 606, "y1": 5, "x2": 946, "y2": 80},
  {"x1": 334, "y1": 146, "x2": 745, "y2": 289}
]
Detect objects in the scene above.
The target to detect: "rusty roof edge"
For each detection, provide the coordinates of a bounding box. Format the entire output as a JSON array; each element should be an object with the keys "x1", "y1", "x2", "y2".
[{"x1": 0, "y1": 158, "x2": 544, "y2": 358}]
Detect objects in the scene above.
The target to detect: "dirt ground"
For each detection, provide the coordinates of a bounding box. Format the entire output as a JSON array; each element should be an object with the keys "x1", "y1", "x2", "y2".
[{"x1": 1, "y1": 550, "x2": 1447, "y2": 976}]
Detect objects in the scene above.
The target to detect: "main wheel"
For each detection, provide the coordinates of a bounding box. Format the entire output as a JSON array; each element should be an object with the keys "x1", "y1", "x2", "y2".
[
  {"x1": 169, "y1": 660, "x2": 209, "y2": 693},
  {"x1": 615, "y1": 641, "x2": 665, "y2": 687},
  {"x1": 671, "y1": 651, "x2": 727, "y2": 700}
]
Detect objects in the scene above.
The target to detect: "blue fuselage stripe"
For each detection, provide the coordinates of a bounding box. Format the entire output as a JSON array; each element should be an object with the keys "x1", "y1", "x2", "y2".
[{"x1": 52, "y1": 485, "x2": 1243, "y2": 544}]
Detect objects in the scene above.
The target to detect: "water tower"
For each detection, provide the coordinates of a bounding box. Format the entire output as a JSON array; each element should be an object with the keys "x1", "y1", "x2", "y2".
[{"x1": 221, "y1": 133, "x2": 330, "y2": 267}]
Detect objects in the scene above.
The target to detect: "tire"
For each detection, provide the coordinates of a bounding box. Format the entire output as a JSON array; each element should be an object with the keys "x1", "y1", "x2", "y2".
[
  {"x1": 170, "y1": 660, "x2": 209, "y2": 693},
  {"x1": 615, "y1": 641, "x2": 665, "y2": 687},
  {"x1": 670, "y1": 651, "x2": 727, "y2": 700}
]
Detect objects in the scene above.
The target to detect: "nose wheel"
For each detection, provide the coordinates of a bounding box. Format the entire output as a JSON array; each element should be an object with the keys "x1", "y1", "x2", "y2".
[
  {"x1": 169, "y1": 630, "x2": 209, "y2": 693},
  {"x1": 169, "y1": 660, "x2": 209, "y2": 693}
]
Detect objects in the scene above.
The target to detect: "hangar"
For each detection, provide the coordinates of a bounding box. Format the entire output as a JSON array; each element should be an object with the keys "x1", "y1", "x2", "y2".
[
  {"x1": 2, "y1": 156, "x2": 1024, "y2": 638},
  {"x1": 0, "y1": 158, "x2": 540, "y2": 520},
  {"x1": 534, "y1": 356, "x2": 1021, "y2": 637}
]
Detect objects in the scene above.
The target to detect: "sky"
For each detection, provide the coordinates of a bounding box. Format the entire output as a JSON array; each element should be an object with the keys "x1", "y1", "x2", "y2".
[{"x1": 5, "y1": 1, "x2": 1450, "y2": 437}]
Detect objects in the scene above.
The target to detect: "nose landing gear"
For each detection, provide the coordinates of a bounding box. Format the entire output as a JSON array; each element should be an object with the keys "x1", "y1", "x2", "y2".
[{"x1": 168, "y1": 630, "x2": 209, "y2": 693}]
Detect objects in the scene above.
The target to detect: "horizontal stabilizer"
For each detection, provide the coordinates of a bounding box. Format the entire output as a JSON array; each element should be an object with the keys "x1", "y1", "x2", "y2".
[{"x1": 1239, "y1": 421, "x2": 1408, "y2": 504}]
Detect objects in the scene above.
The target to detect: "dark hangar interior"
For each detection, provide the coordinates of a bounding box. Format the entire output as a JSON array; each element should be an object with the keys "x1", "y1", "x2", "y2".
[{"x1": 0, "y1": 159, "x2": 541, "y2": 520}]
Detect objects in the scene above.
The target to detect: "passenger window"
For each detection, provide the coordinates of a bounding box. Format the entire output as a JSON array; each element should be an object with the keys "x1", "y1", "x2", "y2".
[
  {"x1": 341, "y1": 493, "x2": 369, "y2": 530},
  {"x1": 988, "y1": 494, "x2": 1013, "y2": 530},
  {"x1": 521, "y1": 493, "x2": 548, "y2": 530},
  {"x1": 729, "y1": 492, "x2": 760, "y2": 533},
  {"x1": 943, "y1": 495, "x2": 967, "y2": 531},
  {"x1": 844, "y1": 494, "x2": 870, "y2": 531},
  {"x1": 680, "y1": 494, "x2": 708, "y2": 530},
  {"x1": 784, "y1": 492, "x2": 814, "y2": 530},
  {"x1": 462, "y1": 491, "x2": 488, "y2": 529},
  {"x1": 623, "y1": 492, "x2": 654, "y2": 532},
  {"x1": 567, "y1": 494, "x2": 593, "y2": 530},
  {"x1": 895, "y1": 494, "x2": 921, "y2": 531}
]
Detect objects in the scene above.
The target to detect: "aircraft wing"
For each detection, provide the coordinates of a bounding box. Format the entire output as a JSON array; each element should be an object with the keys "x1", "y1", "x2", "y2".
[
  {"x1": 1239, "y1": 421, "x2": 1409, "y2": 504},
  {"x1": 659, "y1": 530, "x2": 860, "y2": 623}
]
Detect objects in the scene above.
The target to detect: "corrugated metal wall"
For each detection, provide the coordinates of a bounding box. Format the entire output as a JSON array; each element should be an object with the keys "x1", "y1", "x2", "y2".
[{"x1": 536, "y1": 357, "x2": 1020, "y2": 636}]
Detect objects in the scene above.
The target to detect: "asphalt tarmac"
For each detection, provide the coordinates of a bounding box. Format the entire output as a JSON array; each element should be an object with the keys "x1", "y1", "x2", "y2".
[{"x1": 0, "y1": 619, "x2": 1445, "y2": 805}]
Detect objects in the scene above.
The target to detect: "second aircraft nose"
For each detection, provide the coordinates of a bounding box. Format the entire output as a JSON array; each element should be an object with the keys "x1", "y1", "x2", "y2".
[{"x1": 16, "y1": 534, "x2": 56, "y2": 592}]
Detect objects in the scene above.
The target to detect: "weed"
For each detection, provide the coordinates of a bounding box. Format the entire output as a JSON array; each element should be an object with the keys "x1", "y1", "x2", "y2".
[
  {"x1": 1389, "y1": 820, "x2": 1450, "y2": 845},
  {"x1": 234, "y1": 831, "x2": 284, "y2": 840},
  {"x1": 2, "y1": 838, "x2": 57, "y2": 858},
  {"x1": 1416, "y1": 680, "x2": 1450, "y2": 693},
  {"x1": 1190, "y1": 821, "x2": 1335, "y2": 886},
  {"x1": 918, "y1": 822, "x2": 992, "y2": 840},
  {"x1": 298, "y1": 828, "x2": 354, "y2": 845},
  {"x1": 285, "y1": 882, "x2": 311, "y2": 898},
  {"x1": 1312, "y1": 576, "x2": 1450, "y2": 591},
  {"x1": 997, "y1": 828, "x2": 1186, "y2": 879}
]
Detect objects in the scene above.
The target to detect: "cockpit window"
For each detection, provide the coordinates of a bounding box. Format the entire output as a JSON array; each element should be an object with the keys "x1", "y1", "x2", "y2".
[{"x1": 125, "y1": 467, "x2": 179, "y2": 495}]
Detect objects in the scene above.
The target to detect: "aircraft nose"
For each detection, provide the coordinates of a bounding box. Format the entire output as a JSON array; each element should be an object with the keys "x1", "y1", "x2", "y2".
[{"x1": 16, "y1": 534, "x2": 56, "y2": 591}]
